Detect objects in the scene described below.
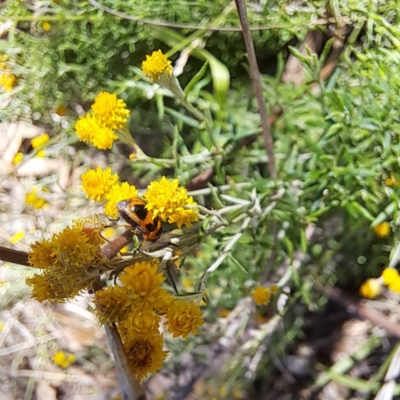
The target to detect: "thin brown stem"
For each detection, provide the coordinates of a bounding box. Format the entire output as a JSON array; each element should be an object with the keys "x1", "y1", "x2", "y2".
[
  {"x1": 234, "y1": 0, "x2": 277, "y2": 179},
  {"x1": 0, "y1": 246, "x2": 29, "y2": 266}
]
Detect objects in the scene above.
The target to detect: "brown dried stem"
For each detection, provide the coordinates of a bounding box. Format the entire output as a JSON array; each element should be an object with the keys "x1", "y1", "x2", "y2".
[{"x1": 234, "y1": 0, "x2": 277, "y2": 179}]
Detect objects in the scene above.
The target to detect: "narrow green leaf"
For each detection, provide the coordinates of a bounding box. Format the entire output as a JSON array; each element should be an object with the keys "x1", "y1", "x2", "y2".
[
  {"x1": 155, "y1": 93, "x2": 165, "y2": 120},
  {"x1": 184, "y1": 61, "x2": 209, "y2": 96},
  {"x1": 228, "y1": 254, "x2": 248, "y2": 273},
  {"x1": 165, "y1": 107, "x2": 200, "y2": 128},
  {"x1": 347, "y1": 201, "x2": 374, "y2": 221}
]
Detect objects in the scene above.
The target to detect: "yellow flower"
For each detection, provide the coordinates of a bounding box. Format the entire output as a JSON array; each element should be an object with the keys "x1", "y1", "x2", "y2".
[
  {"x1": 120, "y1": 306, "x2": 161, "y2": 337},
  {"x1": 27, "y1": 219, "x2": 107, "y2": 302},
  {"x1": 91, "y1": 92, "x2": 130, "y2": 130},
  {"x1": 42, "y1": 22, "x2": 51, "y2": 31},
  {"x1": 217, "y1": 307, "x2": 230, "y2": 318},
  {"x1": 31, "y1": 133, "x2": 50, "y2": 149},
  {"x1": 270, "y1": 284, "x2": 279, "y2": 294},
  {"x1": 0, "y1": 54, "x2": 9, "y2": 68},
  {"x1": 252, "y1": 286, "x2": 271, "y2": 305},
  {"x1": 53, "y1": 351, "x2": 75, "y2": 368},
  {"x1": 29, "y1": 239, "x2": 58, "y2": 268},
  {"x1": 55, "y1": 105, "x2": 67, "y2": 116},
  {"x1": 81, "y1": 167, "x2": 119, "y2": 202},
  {"x1": 165, "y1": 300, "x2": 204, "y2": 339},
  {"x1": 95, "y1": 286, "x2": 130, "y2": 324},
  {"x1": 120, "y1": 260, "x2": 166, "y2": 306},
  {"x1": 13, "y1": 152, "x2": 23, "y2": 164},
  {"x1": 50, "y1": 220, "x2": 104, "y2": 269},
  {"x1": 36, "y1": 150, "x2": 46, "y2": 158},
  {"x1": 26, "y1": 272, "x2": 81, "y2": 302},
  {"x1": 25, "y1": 188, "x2": 48, "y2": 209},
  {"x1": 381, "y1": 268, "x2": 399, "y2": 286},
  {"x1": 385, "y1": 172, "x2": 399, "y2": 187},
  {"x1": 151, "y1": 289, "x2": 175, "y2": 315},
  {"x1": 124, "y1": 333, "x2": 168, "y2": 381},
  {"x1": 0, "y1": 72, "x2": 16, "y2": 92},
  {"x1": 144, "y1": 176, "x2": 199, "y2": 227},
  {"x1": 141, "y1": 50, "x2": 173, "y2": 81},
  {"x1": 10, "y1": 230, "x2": 25, "y2": 244},
  {"x1": 373, "y1": 222, "x2": 390, "y2": 238},
  {"x1": 104, "y1": 182, "x2": 138, "y2": 219},
  {"x1": 74, "y1": 113, "x2": 118, "y2": 150},
  {"x1": 389, "y1": 278, "x2": 400, "y2": 293},
  {"x1": 359, "y1": 278, "x2": 381, "y2": 299}
]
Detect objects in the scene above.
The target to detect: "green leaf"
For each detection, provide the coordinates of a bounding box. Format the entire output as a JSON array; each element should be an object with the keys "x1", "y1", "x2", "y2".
[
  {"x1": 184, "y1": 61, "x2": 209, "y2": 96},
  {"x1": 228, "y1": 254, "x2": 248, "y2": 273},
  {"x1": 346, "y1": 202, "x2": 374, "y2": 221},
  {"x1": 165, "y1": 107, "x2": 200, "y2": 128}
]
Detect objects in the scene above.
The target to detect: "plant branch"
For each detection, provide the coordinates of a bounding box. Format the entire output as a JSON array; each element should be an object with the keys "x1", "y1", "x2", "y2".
[{"x1": 234, "y1": 0, "x2": 277, "y2": 179}]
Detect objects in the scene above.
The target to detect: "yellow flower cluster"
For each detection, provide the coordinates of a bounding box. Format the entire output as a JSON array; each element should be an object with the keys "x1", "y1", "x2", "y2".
[
  {"x1": 74, "y1": 92, "x2": 129, "y2": 150},
  {"x1": 0, "y1": 54, "x2": 17, "y2": 92},
  {"x1": 252, "y1": 285, "x2": 278, "y2": 306},
  {"x1": 95, "y1": 259, "x2": 204, "y2": 380},
  {"x1": 25, "y1": 188, "x2": 48, "y2": 209},
  {"x1": 359, "y1": 267, "x2": 400, "y2": 299},
  {"x1": 53, "y1": 351, "x2": 75, "y2": 368},
  {"x1": 141, "y1": 50, "x2": 173, "y2": 82},
  {"x1": 82, "y1": 168, "x2": 199, "y2": 227},
  {"x1": 26, "y1": 219, "x2": 107, "y2": 302},
  {"x1": 144, "y1": 176, "x2": 199, "y2": 227}
]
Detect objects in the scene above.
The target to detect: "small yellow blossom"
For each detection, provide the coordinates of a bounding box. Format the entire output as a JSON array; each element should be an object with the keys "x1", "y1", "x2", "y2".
[
  {"x1": 385, "y1": 172, "x2": 399, "y2": 187},
  {"x1": 31, "y1": 133, "x2": 50, "y2": 149},
  {"x1": 28, "y1": 239, "x2": 57, "y2": 268},
  {"x1": 81, "y1": 167, "x2": 119, "y2": 202},
  {"x1": 270, "y1": 284, "x2": 279, "y2": 294},
  {"x1": 373, "y1": 222, "x2": 390, "y2": 238},
  {"x1": 141, "y1": 50, "x2": 173, "y2": 81},
  {"x1": 74, "y1": 113, "x2": 118, "y2": 150},
  {"x1": 389, "y1": 278, "x2": 400, "y2": 293},
  {"x1": 25, "y1": 188, "x2": 48, "y2": 209},
  {"x1": 382, "y1": 268, "x2": 399, "y2": 286},
  {"x1": 104, "y1": 182, "x2": 138, "y2": 219},
  {"x1": 95, "y1": 286, "x2": 130, "y2": 324},
  {"x1": 252, "y1": 286, "x2": 271, "y2": 305},
  {"x1": 10, "y1": 231, "x2": 25, "y2": 244},
  {"x1": 165, "y1": 300, "x2": 204, "y2": 339},
  {"x1": 120, "y1": 306, "x2": 161, "y2": 337},
  {"x1": 359, "y1": 278, "x2": 381, "y2": 299},
  {"x1": 36, "y1": 150, "x2": 46, "y2": 158},
  {"x1": 217, "y1": 307, "x2": 230, "y2": 318},
  {"x1": 120, "y1": 260, "x2": 166, "y2": 307},
  {"x1": 42, "y1": 22, "x2": 51, "y2": 31},
  {"x1": 151, "y1": 289, "x2": 175, "y2": 315},
  {"x1": 0, "y1": 323, "x2": 3, "y2": 332},
  {"x1": 0, "y1": 72, "x2": 16, "y2": 92},
  {"x1": 53, "y1": 351, "x2": 75, "y2": 368},
  {"x1": 91, "y1": 92, "x2": 130, "y2": 130},
  {"x1": 144, "y1": 176, "x2": 199, "y2": 227},
  {"x1": 124, "y1": 333, "x2": 168, "y2": 381},
  {"x1": 55, "y1": 105, "x2": 67, "y2": 116},
  {"x1": 0, "y1": 54, "x2": 9, "y2": 68},
  {"x1": 13, "y1": 152, "x2": 23, "y2": 164}
]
